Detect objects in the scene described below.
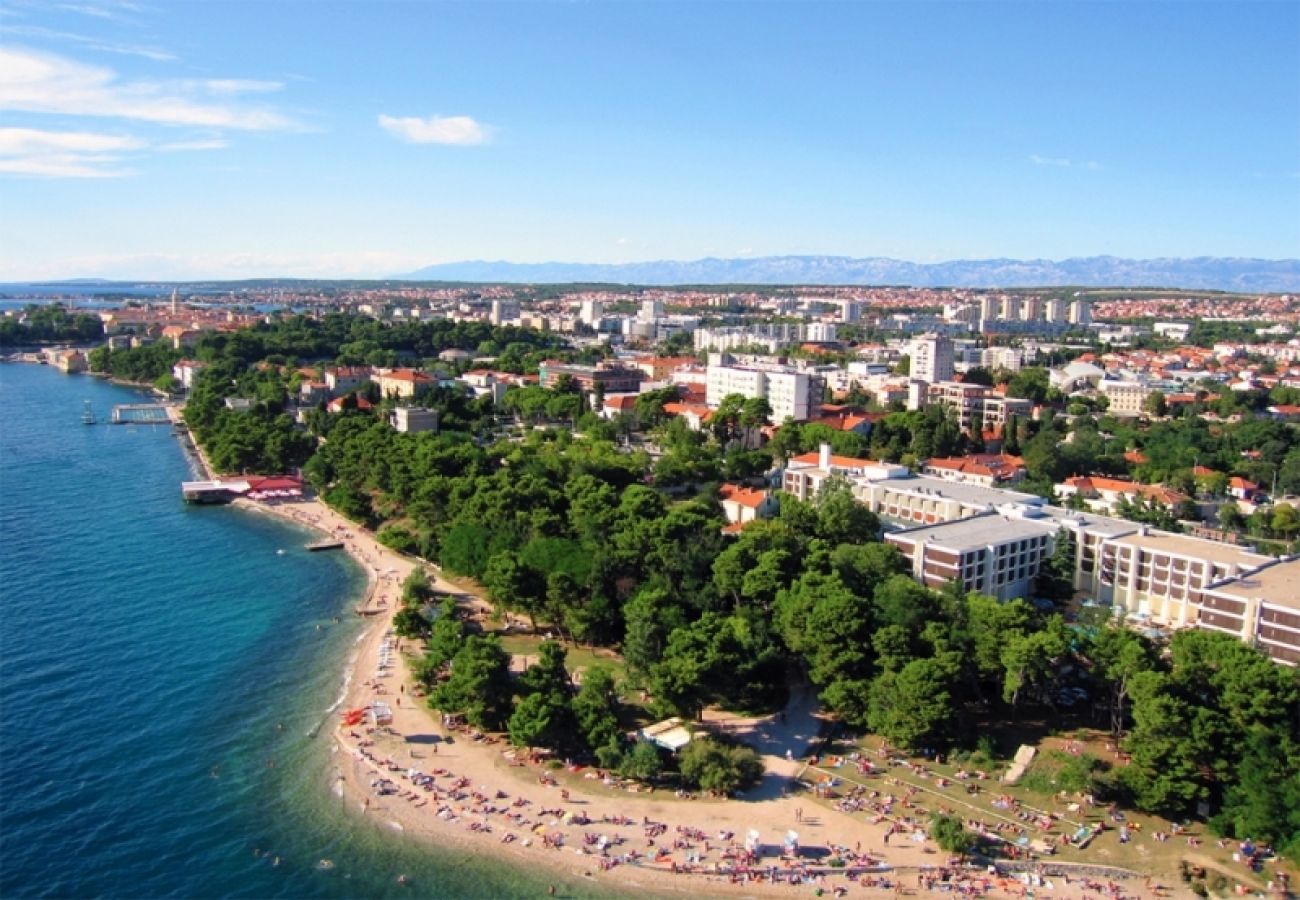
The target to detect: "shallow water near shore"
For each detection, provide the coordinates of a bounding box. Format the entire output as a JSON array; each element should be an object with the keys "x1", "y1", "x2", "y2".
[{"x1": 0, "y1": 364, "x2": 603, "y2": 899}]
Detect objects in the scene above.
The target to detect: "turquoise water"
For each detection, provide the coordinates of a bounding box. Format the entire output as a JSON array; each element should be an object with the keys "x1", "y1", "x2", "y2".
[{"x1": 0, "y1": 365, "x2": 597, "y2": 899}]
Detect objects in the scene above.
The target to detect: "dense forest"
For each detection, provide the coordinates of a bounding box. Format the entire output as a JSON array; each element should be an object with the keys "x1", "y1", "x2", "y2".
[{"x1": 119, "y1": 313, "x2": 1300, "y2": 853}]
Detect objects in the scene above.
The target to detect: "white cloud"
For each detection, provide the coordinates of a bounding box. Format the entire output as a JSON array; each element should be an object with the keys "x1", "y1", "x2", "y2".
[
  {"x1": 0, "y1": 46, "x2": 297, "y2": 130},
  {"x1": 194, "y1": 78, "x2": 284, "y2": 95},
  {"x1": 156, "y1": 138, "x2": 229, "y2": 152},
  {"x1": 0, "y1": 126, "x2": 142, "y2": 176},
  {"x1": 1030, "y1": 154, "x2": 1102, "y2": 170},
  {"x1": 2, "y1": 25, "x2": 176, "y2": 62},
  {"x1": 378, "y1": 113, "x2": 490, "y2": 145}
]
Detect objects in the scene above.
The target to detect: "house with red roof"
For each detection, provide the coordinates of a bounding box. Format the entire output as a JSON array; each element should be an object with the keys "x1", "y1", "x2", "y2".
[
  {"x1": 782, "y1": 443, "x2": 908, "y2": 501},
  {"x1": 375, "y1": 368, "x2": 433, "y2": 399},
  {"x1": 922, "y1": 453, "x2": 1026, "y2": 487},
  {"x1": 719, "y1": 483, "x2": 778, "y2": 526},
  {"x1": 1056, "y1": 475, "x2": 1189, "y2": 515}
]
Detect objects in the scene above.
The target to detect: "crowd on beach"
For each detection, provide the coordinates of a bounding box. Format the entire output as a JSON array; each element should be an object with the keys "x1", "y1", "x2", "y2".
[{"x1": 250, "y1": 497, "x2": 1268, "y2": 899}]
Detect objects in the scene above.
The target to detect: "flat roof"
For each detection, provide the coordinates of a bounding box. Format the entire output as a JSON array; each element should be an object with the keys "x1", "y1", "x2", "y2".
[
  {"x1": 1109, "y1": 530, "x2": 1271, "y2": 567},
  {"x1": 1039, "y1": 507, "x2": 1143, "y2": 538},
  {"x1": 888, "y1": 513, "x2": 1056, "y2": 552},
  {"x1": 1209, "y1": 559, "x2": 1300, "y2": 610},
  {"x1": 863, "y1": 474, "x2": 1043, "y2": 509}
]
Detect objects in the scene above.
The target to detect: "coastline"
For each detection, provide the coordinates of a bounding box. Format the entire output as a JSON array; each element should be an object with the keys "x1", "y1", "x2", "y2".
[{"x1": 231, "y1": 495, "x2": 1152, "y2": 900}]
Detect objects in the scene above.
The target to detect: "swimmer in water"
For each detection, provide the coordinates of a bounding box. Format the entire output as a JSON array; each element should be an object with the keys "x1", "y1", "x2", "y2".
[{"x1": 397, "y1": 875, "x2": 408, "y2": 886}]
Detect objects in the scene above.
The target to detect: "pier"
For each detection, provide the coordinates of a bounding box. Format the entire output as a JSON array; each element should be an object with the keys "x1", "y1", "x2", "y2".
[{"x1": 111, "y1": 404, "x2": 171, "y2": 425}]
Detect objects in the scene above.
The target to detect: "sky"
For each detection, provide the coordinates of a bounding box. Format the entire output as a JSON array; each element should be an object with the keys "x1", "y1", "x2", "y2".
[{"x1": 0, "y1": 0, "x2": 1297, "y2": 280}]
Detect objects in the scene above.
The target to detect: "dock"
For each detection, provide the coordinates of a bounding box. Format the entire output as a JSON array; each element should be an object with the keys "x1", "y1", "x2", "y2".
[
  {"x1": 112, "y1": 404, "x2": 171, "y2": 425},
  {"x1": 305, "y1": 540, "x2": 345, "y2": 552}
]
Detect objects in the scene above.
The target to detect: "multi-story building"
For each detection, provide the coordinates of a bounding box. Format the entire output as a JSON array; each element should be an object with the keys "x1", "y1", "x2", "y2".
[
  {"x1": 1192, "y1": 559, "x2": 1300, "y2": 665},
  {"x1": 923, "y1": 453, "x2": 1026, "y2": 487},
  {"x1": 886, "y1": 510, "x2": 1056, "y2": 600},
  {"x1": 782, "y1": 445, "x2": 907, "y2": 501},
  {"x1": 1069, "y1": 300, "x2": 1092, "y2": 326},
  {"x1": 706, "y1": 359, "x2": 823, "y2": 423},
  {"x1": 1099, "y1": 380, "x2": 1153, "y2": 416},
  {"x1": 1044, "y1": 297, "x2": 1069, "y2": 323},
  {"x1": 693, "y1": 323, "x2": 838, "y2": 353},
  {"x1": 538, "y1": 361, "x2": 644, "y2": 394},
  {"x1": 375, "y1": 368, "x2": 434, "y2": 399},
  {"x1": 910, "y1": 333, "x2": 955, "y2": 383},
  {"x1": 325, "y1": 365, "x2": 371, "y2": 394},
  {"x1": 853, "y1": 474, "x2": 1045, "y2": 526},
  {"x1": 926, "y1": 381, "x2": 988, "y2": 430},
  {"x1": 489, "y1": 299, "x2": 520, "y2": 325},
  {"x1": 1096, "y1": 529, "x2": 1271, "y2": 630},
  {"x1": 389, "y1": 407, "x2": 439, "y2": 434},
  {"x1": 981, "y1": 396, "x2": 1033, "y2": 431}
]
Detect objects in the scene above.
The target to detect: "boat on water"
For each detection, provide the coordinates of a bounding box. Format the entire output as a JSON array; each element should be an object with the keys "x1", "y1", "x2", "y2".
[
  {"x1": 81, "y1": 401, "x2": 95, "y2": 425},
  {"x1": 305, "y1": 540, "x2": 345, "y2": 552}
]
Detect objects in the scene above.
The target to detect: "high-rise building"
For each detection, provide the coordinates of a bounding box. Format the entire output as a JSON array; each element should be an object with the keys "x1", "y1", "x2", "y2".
[
  {"x1": 578, "y1": 299, "x2": 604, "y2": 326},
  {"x1": 1069, "y1": 299, "x2": 1092, "y2": 326},
  {"x1": 490, "y1": 299, "x2": 520, "y2": 325},
  {"x1": 910, "y1": 333, "x2": 955, "y2": 383},
  {"x1": 1044, "y1": 297, "x2": 1069, "y2": 323},
  {"x1": 640, "y1": 298, "x2": 664, "y2": 320}
]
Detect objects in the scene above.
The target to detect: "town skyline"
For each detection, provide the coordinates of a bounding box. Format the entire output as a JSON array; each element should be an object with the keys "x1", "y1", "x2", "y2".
[{"x1": 1, "y1": 1, "x2": 1298, "y2": 280}]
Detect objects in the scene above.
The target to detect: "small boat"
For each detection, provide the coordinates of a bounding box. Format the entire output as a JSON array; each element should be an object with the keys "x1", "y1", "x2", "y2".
[
  {"x1": 305, "y1": 540, "x2": 345, "y2": 552},
  {"x1": 81, "y1": 401, "x2": 95, "y2": 425}
]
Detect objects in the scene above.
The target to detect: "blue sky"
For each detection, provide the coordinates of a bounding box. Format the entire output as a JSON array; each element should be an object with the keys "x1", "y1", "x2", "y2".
[{"x1": 0, "y1": 0, "x2": 1296, "y2": 279}]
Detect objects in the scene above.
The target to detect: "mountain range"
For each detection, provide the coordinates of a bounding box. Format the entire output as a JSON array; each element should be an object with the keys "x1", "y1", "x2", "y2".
[{"x1": 401, "y1": 255, "x2": 1300, "y2": 292}]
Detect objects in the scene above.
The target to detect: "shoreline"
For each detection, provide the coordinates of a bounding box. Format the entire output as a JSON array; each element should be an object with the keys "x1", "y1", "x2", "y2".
[{"x1": 231, "y1": 495, "x2": 1158, "y2": 900}]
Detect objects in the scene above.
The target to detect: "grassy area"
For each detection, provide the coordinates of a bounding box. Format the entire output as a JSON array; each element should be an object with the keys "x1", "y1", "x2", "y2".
[
  {"x1": 495, "y1": 633, "x2": 628, "y2": 681},
  {"x1": 799, "y1": 730, "x2": 1279, "y2": 895}
]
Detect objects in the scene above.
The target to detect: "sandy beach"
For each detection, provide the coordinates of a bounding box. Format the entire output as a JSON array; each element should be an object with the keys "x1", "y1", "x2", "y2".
[{"x1": 241, "y1": 495, "x2": 1158, "y2": 900}]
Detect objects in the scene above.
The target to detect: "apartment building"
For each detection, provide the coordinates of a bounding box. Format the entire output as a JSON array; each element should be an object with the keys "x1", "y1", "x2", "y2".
[
  {"x1": 981, "y1": 396, "x2": 1033, "y2": 430},
  {"x1": 693, "y1": 323, "x2": 838, "y2": 353},
  {"x1": 706, "y1": 360, "x2": 823, "y2": 423},
  {"x1": 926, "y1": 381, "x2": 989, "y2": 430},
  {"x1": 489, "y1": 299, "x2": 520, "y2": 325},
  {"x1": 910, "y1": 333, "x2": 955, "y2": 383}
]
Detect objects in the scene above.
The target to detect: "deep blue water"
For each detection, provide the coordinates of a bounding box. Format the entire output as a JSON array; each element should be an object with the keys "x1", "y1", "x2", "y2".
[{"x1": 0, "y1": 365, "x2": 595, "y2": 899}]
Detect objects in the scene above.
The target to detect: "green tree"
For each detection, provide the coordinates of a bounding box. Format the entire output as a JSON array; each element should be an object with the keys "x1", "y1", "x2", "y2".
[
  {"x1": 430, "y1": 635, "x2": 514, "y2": 729},
  {"x1": 572, "y1": 666, "x2": 622, "y2": 754},
  {"x1": 618, "y1": 740, "x2": 663, "y2": 782},
  {"x1": 867, "y1": 653, "x2": 960, "y2": 749},
  {"x1": 679, "y1": 738, "x2": 764, "y2": 796},
  {"x1": 929, "y1": 813, "x2": 976, "y2": 854}
]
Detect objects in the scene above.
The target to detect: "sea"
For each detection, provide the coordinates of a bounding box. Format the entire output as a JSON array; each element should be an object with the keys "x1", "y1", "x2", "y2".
[{"x1": 0, "y1": 364, "x2": 601, "y2": 899}]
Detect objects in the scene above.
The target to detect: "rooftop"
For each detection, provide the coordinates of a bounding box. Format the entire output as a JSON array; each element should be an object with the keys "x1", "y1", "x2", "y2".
[
  {"x1": 864, "y1": 473, "x2": 1043, "y2": 509},
  {"x1": 1208, "y1": 558, "x2": 1300, "y2": 610},
  {"x1": 887, "y1": 513, "x2": 1056, "y2": 552},
  {"x1": 1109, "y1": 530, "x2": 1271, "y2": 567}
]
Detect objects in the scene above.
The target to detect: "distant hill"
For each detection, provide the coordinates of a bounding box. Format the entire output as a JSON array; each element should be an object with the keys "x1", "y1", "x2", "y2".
[{"x1": 400, "y1": 255, "x2": 1300, "y2": 292}]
